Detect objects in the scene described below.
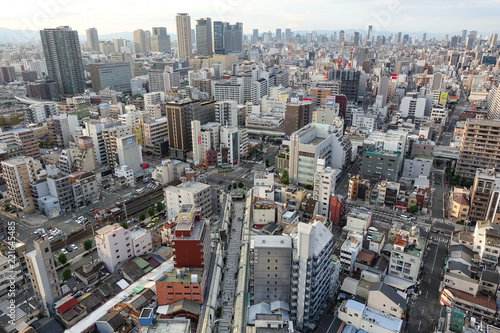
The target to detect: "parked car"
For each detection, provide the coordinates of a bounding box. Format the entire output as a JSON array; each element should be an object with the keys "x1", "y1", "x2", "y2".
[
  {"x1": 151, "y1": 217, "x2": 159, "y2": 222},
  {"x1": 146, "y1": 223, "x2": 155, "y2": 228},
  {"x1": 61, "y1": 249, "x2": 68, "y2": 255},
  {"x1": 70, "y1": 244, "x2": 78, "y2": 251}
]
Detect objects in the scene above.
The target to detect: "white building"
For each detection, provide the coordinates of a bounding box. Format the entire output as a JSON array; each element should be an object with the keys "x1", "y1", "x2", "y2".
[
  {"x1": 338, "y1": 299, "x2": 403, "y2": 333},
  {"x1": 164, "y1": 181, "x2": 212, "y2": 220},
  {"x1": 402, "y1": 156, "x2": 432, "y2": 179},
  {"x1": 287, "y1": 123, "x2": 350, "y2": 185},
  {"x1": 25, "y1": 102, "x2": 58, "y2": 123},
  {"x1": 313, "y1": 158, "x2": 340, "y2": 218},
  {"x1": 151, "y1": 159, "x2": 189, "y2": 185},
  {"x1": 389, "y1": 231, "x2": 424, "y2": 282},
  {"x1": 191, "y1": 121, "x2": 220, "y2": 165},
  {"x1": 215, "y1": 100, "x2": 238, "y2": 127},
  {"x1": 293, "y1": 221, "x2": 334, "y2": 330},
  {"x1": 340, "y1": 232, "x2": 363, "y2": 273},
  {"x1": 430, "y1": 104, "x2": 449, "y2": 125},
  {"x1": 214, "y1": 83, "x2": 244, "y2": 104},
  {"x1": 130, "y1": 228, "x2": 153, "y2": 257},
  {"x1": 114, "y1": 134, "x2": 143, "y2": 180},
  {"x1": 399, "y1": 95, "x2": 427, "y2": 118}
]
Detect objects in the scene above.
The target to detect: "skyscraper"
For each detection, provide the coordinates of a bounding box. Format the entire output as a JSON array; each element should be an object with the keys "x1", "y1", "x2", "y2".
[
  {"x1": 86, "y1": 27, "x2": 99, "y2": 51},
  {"x1": 253, "y1": 29, "x2": 259, "y2": 41},
  {"x1": 176, "y1": 13, "x2": 192, "y2": 60},
  {"x1": 224, "y1": 22, "x2": 243, "y2": 53},
  {"x1": 40, "y1": 26, "x2": 85, "y2": 96},
  {"x1": 151, "y1": 27, "x2": 171, "y2": 52},
  {"x1": 196, "y1": 17, "x2": 213, "y2": 56},
  {"x1": 285, "y1": 28, "x2": 292, "y2": 41},
  {"x1": 214, "y1": 21, "x2": 226, "y2": 54},
  {"x1": 466, "y1": 31, "x2": 478, "y2": 49},
  {"x1": 276, "y1": 28, "x2": 282, "y2": 41},
  {"x1": 423, "y1": 32, "x2": 427, "y2": 41},
  {"x1": 367, "y1": 25, "x2": 373, "y2": 43},
  {"x1": 460, "y1": 29, "x2": 468, "y2": 42},
  {"x1": 133, "y1": 29, "x2": 147, "y2": 54}
]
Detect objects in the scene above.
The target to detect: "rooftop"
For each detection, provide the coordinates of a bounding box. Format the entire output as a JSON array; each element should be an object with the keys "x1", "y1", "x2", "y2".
[
  {"x1": 252, "y1": 235, "x2": 292, "y2": 249},
  {"x1": 362, "y1": 304, "x2": 403, "y2": 332},
  {"x1": 139, "y1": 319, "x2": 191, "y2": 333},
  {"x1": 157, "y1": 267, "x2": 204, "y2": 283}
]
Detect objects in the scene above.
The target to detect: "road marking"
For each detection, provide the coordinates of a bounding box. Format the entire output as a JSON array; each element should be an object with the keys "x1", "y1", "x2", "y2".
[{"x1": 418, "y1": 321, "x2": 421, "y2": 331}]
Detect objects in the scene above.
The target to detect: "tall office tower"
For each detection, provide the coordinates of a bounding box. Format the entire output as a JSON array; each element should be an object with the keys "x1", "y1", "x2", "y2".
[
  {"x1": 176, "y1": 13, "x2": 193, "y2": 60},
  {"x1": 403, "y1": 34, "x2": 409, "y2": 44},
  {"x1": 113, "y1": 38, "x2": 126, "y2": 52},
  {"x1": 466, "y1": 31, "x2": 477, "y2": 49},
  {"x1": 423, "y1": 32, "x2": 427, "y2": 41},
  {"x1": 378, "y1": 76, "x2": 389, "y2": 107},
  {"x1": 456, "y1": 119, "x2": 500, "y2": 179},
  {"x1": 215, "y1": 100, "x2": 238, "y2": 126},
  {"x1": 285, "y1": 28, "x2": 292, "y2": 41},
  {"x1": 151, "y1": 27, "x2": 171, "y2": 52},
  {"x1": 367, "y1": 25, "x2": 373, "y2": 43},
  {"x1": 214, "y1": 21, "x2": 226, "y2": 54},
  {"x1": 86, "y1": 27, "x2": 99, "y2": 51},
  {"x1": 1, "y1": 156, "x2": 37, "y2": 212},
  {"x1": 396, "y1": 32, "x2": 402, "y2": 44},
  {"x1": 40, "y1": 26, "x2": 85, "y2": 96},
  {"x1": 353, "y1": 31, "x2": 360, "y2": 46},
  {"x1": 450, "y1": 35, "x2": 459, "y2": 48},
  {"x1": 276, "y1": 28, "x2": 282, "y2": 41},
  {"x1": 490, "y1": 33, "x2": 498, "y2": 47},
  {"x1": 25, "y1": 238, "x2": 62, "y2": 314},
  {"x1": 253, "y1": 29, "x2": 259, "y2": 41},
  {"x1": 250, "y1": 235, "x2": 292, "y2": 304},
  {"x1": 460, "y1": 30, "x2": 468, "y2": 42},
  {"x1": 196, "y1": 18, "x2": 213, "y2": 56},
  {"x1": 224, "y1": 22, "x2": 243, "y2": 53},
  {"x1": 339, "y1": 30, "x2": 345, "y2": 44},
  {"x1": 294, "y1": 221, "x2": 334, "y2": 330},
  {"x1": 89, "y1": 62, "x2": 132, "y2": 92},
  {"x1": 145, "y1": 30, "x2": 151, "y2": 51},
  {"x1": 284, "y1": 101, "x2": 313, "y2": 136},
  {"x1": 99, "y1": 41, "x2": 114, "y2": 55},
  {"x1": 133, "y1": 29, "x2": 147, "y2": 54}
]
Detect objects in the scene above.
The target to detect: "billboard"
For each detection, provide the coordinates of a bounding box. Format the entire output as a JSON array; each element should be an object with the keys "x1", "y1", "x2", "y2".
[
  {"x1": 391, "y1": 73, "x2": 398, "y2": 80},
  {"x1": 326, "y1": 96, "x2": 336, "y2": 107},
  {"x1": 439, "y1": 92, "x2": 448, "y2": 107}
]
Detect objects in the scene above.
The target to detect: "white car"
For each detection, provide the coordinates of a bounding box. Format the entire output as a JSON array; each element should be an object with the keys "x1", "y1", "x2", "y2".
[
  {"x1": 61, "y1": 249, "x2": 68, "y2": 255},
  {"x1": 70, "y1": 244, "x2": 78, "y2": 250}
]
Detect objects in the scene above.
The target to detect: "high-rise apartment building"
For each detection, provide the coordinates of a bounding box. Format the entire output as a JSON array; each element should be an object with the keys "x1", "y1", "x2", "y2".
[
  {"x1": 176, "y1": 13, "x2": 192, "y2": 60},
  {"x1": 133, "y1": 29, "x2": 147, "y2": 54},
  {"x1": 25, "y1": 237, "x2": 62, "y2": 313},
  {"x1": 2, "y1": 156, "x2": 37, "y2": 212},
  {"x1": 456, "y1": 119, "x2": 500, "y2": 179},
  {"x1": 102, "y1": 125, "x2": 132, "y2": 170},
  {"x1": 215, "y1": 100, "x2": 238, "y2": 127},
  {"x1": 196, "y1": 18, "x2": 213, "y2": 56},
  {"x1": 86, "y1": 27, "x2": 99, "y2": 51},
  {"x1": 313, "y1": 158, "x2": 340, "y2": 218},
  {"x1": 40, "y1": 26, "x2": 85, "y2": 96},
  {"x1": 469, "y1": 169, "x2": 500, "y2": 223},
  {"x1": 89, "y1": 62, "x2": 132, "y2": 93},
  {"x1": 284, "y1": 101, "x2": 313, "y2": 136}
]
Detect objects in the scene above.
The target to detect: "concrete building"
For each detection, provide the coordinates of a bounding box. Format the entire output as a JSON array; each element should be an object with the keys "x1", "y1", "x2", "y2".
[
  {"x1": 402, "y1": 156, "x2": 433, "y2": 179},
  {"x1": 214, "y1": 83, "x2": 243, "y2": 104},
  {"x1": 293, "y1": 221, "x2": 334, "y2": 330},
  {"x1": 114, "y1": 134, "x2": 143, "y2": 178},
  {"x1": 102, "y1": 124, "x2": 132, "y2": 170},
  {"x1": 250, "y1": 235, "x2": 292, "y2": 304},
  {"x1": 25, "y1": 102, "x2": 58, "y2": 124},
  {"x1": 195, "y1": 18, "x2": 213, "y2": 56},
  {"x1": 284, "y1": 101, "x2": 313, "y2": 136},
  {"x1": 40, "y1": 26, "x2": 85, "y2": 96},
  {"x1": 95, "y1": 224, "x2": 135, "y2": 273},
  {"x1": 152, "y1": 159, "x2": 189, "y2": 185},
  {"x1": 456, "y1": 119, "x2": 500, "y2": 179},
  {"x1": 0, "y1": 253, "x2": 23, "y2": 298},
  {"x1": 191, "y1": 121, "x2": 220, "y2": 165},
  {"x1": 361, "y1": 131, "x2": 407, "y2": 181},
  {"x1": 288, "y1": 123, "x2": 350, "y2": 185},
  {"x1": 338, "y1": 299, "x2": 403, "y2": 333},
  {"x1": 25, "y1": 237, "x2": 62, "y2": 312},
  {"x1": 50, "y1": 114, "x2": 79, "y2": 148},
  {"x1": 89, "y1": 62, "x2": 132, "y2": 93},
  {"x1": 151, "y1": 27, "x2": 171, "y2": 53},
  {"x1": 2, "y1": 156, "x2": 37, "y2": 212},
  {"x1": 389, "y1": 231, "x2": 424, "y2": 282},
  {"x1": 176, "y1": 13, "x2": 192, "y2": 60},
  {"x1": 215, "y1": 100, "x2": 238, "y2": 127},
  {"x1": 399, "y1": 95, "x2": 427, "y2": 118},
  {"x1": 86, "y1": 27, "x2": 99, "y2": 51},
  {"x1": 340, "y1": 232, "x2": 363, "y2": 273},
  {"x1": 468, "y1": 168, "x2": 500, "y2": 223},
  {"x1": 313, "y1": 158, "x2": 340, "y2": 219},
  {"x1": 133, "y1": 29, "x2": 147, "y2": 54},
  {"x1": 164, "y1": 181, "x2": 212, "y2": 219}
]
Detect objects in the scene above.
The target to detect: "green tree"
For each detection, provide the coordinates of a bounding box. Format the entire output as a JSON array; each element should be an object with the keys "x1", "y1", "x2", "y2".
[
  {"x1": 282, "y1": 177, "x2": 289, "y2": 185},
  {"x1": 62, "y1": 268, "x2": 72, "y2": 281},
  {"x1": 3, "y1": 203, "x2": 10, "y2": 212},
  {"x1": 408, "y1": 205, "x2": 419, "y2": 214},
  {"x1": 233, "y1": 183, "x2": 237, "y2": 189},
  {"x1": 83, "y1": 239, "x2": 92, "y2": 251},
  {"x1": 265, "y1": 158, "x2": 270, "y2": 167},
  {"x1": 58, "y1": 253, "x2": 67, "y2": 265},
  {"x1": 132, "y1": 94, "x2": 143, "y2": 100},
  {"x1": 139, "y1": 212, "x2": 146, "y2": 221},
  {"x1": 238, "y1": 181, "x2": 244, "y2": 188},
  {"x1": 156, "y1": 201, "x2": 164, "y2": 212},
  {"x1": 227, "y1": 184, "x2": 232, "y2": 191},
  {"x1": 121, "y1": 221, "x2": 129, "y2": 229},
  {"x1": 147, "y1": 206, "x2": 155, "y2": 217}
]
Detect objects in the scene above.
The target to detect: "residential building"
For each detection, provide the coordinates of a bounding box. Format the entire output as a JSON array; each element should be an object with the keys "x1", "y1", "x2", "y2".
[
  {"x1": 2, "y1": 156, "x2": 37, "y2": 212},
  {"x1": 399, "y1": 95, "x2": 427, "y2": 118},
  {"x1": 250, "y1": 235, "x2": 292, "y2": 304},
  {"x1": 367, "y1": 282, "x2": 406, "y2": 319},
  {"x1": 164, "y1": 181, "x2": 212, "y2": 220},
  {"x1": 469, "y1": 168, "x2": 500, "y2": 223},
  {"x1": 102, "y1": 124, "x2": 132, "y2": 170},
  {"x1": 284, "y1": 101, "x2": 313, "y2": 136},
  {"x1": 389, "y1": 231, "x2": 424, "y2": 282},
  {"x1": 25, "y1": 237, "x2": 62, "y2": 312},
  {"x1": 340, "y1": 232, "x2": 363, "y2": 273},
  {"x1": 25, "y1": 102, "x2": 58, "y2": 124},
  {"x1": 0, "y1": 253, "x2": 22, "y2": 298},
  {"x1": 313, "y1": 158, "x2": 340, "y2": 219},
  {"x1": 114, "y1": 134, "x2": 143, "y2": 178},
  {"x1": 348, "y1": 175, "x2": 371, "y2": 202},
  {"x1": 338, "y1": 299, "x2": 403, "y2": 333},
  {"x1": 176, "y1": 13, "x2": 192, "y2": 60},
  {"x1": 40, "y1": 26, "x2": 85, "y2": 96},
  {"x1": 449, "y1": 187, "x2": 470, "y2": 221},
  {"x1": 215, "y1": 100, "x2": 238, "y2": 127},
  {"x1": 214, "y1": 83, "x2": 243, "y2": 104}
]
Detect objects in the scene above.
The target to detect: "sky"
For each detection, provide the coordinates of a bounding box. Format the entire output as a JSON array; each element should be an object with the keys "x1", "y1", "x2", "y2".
[{"x1": 2, "y1": 0, "x2": 500, "y2": 36}]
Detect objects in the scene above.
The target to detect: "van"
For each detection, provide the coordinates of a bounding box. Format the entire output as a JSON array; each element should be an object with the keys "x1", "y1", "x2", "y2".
[{"x1": 136, "y1": 188, "x2": 144, "y2": 194}]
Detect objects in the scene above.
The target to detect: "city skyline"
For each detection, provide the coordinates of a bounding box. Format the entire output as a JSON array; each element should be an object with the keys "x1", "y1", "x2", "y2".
[{"x1": 3, "y1": 0, "x2": 500, "y2": 38}]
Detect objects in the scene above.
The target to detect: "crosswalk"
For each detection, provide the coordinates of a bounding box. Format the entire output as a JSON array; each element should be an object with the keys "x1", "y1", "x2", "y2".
[{"x1": 0, "y1": 299, "x2": 26, "y2": 321}]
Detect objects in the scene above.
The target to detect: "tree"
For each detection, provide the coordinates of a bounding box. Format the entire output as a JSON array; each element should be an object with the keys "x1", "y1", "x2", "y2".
[
  {"x1": 139, "y1": 212, "x2": 146, "y2": 221},
  {"x1": 62, "y1": 268, "x2": 72, "y2": 281},
  {"x1": 132, "y1": 94, "x2": 143, "y2": 100},
  {"x1": 156, "y1": 201, "x2": 164, "y2": 212},
  {"x1": 408, "y1": 205, "x2": 419, "y2": 214},
  {"x1": 83, "y1": 239, "x2": 92, "y2": 251},
  {"x1": 265, "y1": 158, "x2": 270, "y2": 167},
  {"x1": 238, "y1": 181, "x2": 244, "y2": 188},
  {"x1": 282, "y1": 177, "x2": 289, "y2": 185},
  {"x1": 233, "y1": 183, "x2": 237, "y2": 190},
  {"x1": 147, "y1": 206, "x2": 155, "y2": 217},
  {"x1": 120, "y1": 221, "x2": 129, "y2": 229},
  {"x1": 227, "y1": 184, "x2": 232, "y2": 191},
  {"x1": 3, "y1": 203, "x2": 10, "y2": 212},
  {"x1": 58, "y1": 253, "x2": 68, "y2": 265}
]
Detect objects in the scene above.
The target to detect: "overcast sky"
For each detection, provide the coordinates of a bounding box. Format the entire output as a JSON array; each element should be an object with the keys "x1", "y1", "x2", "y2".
[{"x1": 3, "y1": 0, "x2": 500, "y2": 36}]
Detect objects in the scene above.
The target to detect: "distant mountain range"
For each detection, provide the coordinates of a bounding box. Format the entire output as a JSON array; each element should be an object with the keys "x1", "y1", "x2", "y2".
[
  {"x1": 0, "y1": 27, "x2": 177, "y2": 43},
  {"x1": 0, "y1": 27, "x2": 498, "y2": 43}
]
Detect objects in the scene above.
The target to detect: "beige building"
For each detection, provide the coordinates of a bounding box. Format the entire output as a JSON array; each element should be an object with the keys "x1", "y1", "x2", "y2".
[
  {"x1": 140, "y1": 117, "x2": 168, "y2": 152},
  {"x1": 176, "y1": 13, "x2": 192, "y2": 60},
  {"x1": 102, "y1": 125, "x2": 132, "y2": 170},
  {"x1": 449, "y1": 187, "x2": 470, "y2": 221},
  {"x1": 95, "y1": 224, "x2": 134, "y2": 273},
  {"x1": 2, "y1": 156, "x2": 37, "y2": 212},
  {"x1": 25, "y1": 237, "x2": 62, "y2": 311}
]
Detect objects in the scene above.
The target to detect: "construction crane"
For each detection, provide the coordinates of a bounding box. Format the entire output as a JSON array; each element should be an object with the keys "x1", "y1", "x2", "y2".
[
  {"x1": 337, "y1": 38, "x2": 344, "y2": 69},
  {"x1": 347, "y1": 45, "x2": 354, "y2": 69}
]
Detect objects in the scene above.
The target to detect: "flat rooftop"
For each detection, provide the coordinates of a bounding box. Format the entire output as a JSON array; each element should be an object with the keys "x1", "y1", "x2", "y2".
[
  {"x1": 362, "y1": 304, "x2": 403, "y2": 332},
  {"x1": 140, "y1": 319, "x2": 190, "y2": 333},
  {"x1": 252, "y1": 235, "x2": 292, "y2": 249},
  {"x1": 157, "y1": 268, "x2": 204, "y2": 283}
]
